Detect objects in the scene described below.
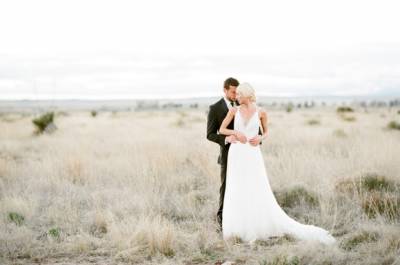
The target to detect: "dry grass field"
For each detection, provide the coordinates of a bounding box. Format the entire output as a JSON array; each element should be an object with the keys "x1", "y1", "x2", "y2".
[{"x1": 1, "y1": 105, "x2": 400, "y2": 265}]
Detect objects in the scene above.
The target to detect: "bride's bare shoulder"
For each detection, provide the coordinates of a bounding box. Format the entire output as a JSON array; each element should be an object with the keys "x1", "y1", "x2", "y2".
[
  {"x1": 258, "y1": 106, "x2": 267, "y2": 118},
  {"x1": 228, "y1": 106, "x2": 238, "y2": 115}
]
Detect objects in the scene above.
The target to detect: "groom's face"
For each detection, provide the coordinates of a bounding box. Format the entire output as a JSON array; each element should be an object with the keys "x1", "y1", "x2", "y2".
[{"x1": 224, "y1": 85, "x2": 237, "y2": 102}]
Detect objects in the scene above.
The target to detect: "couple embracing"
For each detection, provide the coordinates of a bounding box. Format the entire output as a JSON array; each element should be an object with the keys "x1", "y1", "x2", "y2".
[{"x1": 206, "y1": 77, "x2": 336, "y2": 245}]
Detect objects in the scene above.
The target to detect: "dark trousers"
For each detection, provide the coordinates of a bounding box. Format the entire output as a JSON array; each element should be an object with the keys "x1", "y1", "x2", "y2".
[{"x1": 217, "y1": 161, "x2": 227, "y2": 230}]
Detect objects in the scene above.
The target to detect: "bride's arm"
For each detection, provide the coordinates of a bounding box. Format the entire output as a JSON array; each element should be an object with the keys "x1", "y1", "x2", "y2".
[
  {"x1": 219, "y1": 108, "x2": 238, "y2": 136},
  {"x1": 259, "y1": 108, "x2": 268, "y2": 141},
  {"x1": 220, "y1": 108, "x2": 248, "y2": 144}
]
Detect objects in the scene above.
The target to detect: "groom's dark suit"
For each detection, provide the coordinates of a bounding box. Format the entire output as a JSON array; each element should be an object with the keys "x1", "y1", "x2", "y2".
[{"x1": 206, "y1": 97, "x2": 262, "y2": 230}]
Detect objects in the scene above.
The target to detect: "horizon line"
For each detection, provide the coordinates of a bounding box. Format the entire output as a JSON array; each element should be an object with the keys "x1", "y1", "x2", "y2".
[{"x1": 1, "y1": 93, "x2": 400, "y2": 101}]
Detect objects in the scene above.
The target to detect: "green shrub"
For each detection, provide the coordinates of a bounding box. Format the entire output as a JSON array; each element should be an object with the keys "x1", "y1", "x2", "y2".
[
  {"x1": 91, "y1": 110, "x2": 97, "y2": 117},
  {"x1": 387, "y1": 121, "x2": 400, "y2": 130},
  {"x1": 48, "y1": 227, "x2": 60, "y2": 238},
  {"x1": 306, "y1": 119, "x2": 320, "y2": 126},
  {"x1": 8, "y1": 212, "x2": 25, "y2": 226},
  {"x1": 335, "y1": 173, "x2": 398, "y2": 194},
  {"x1": 259, "y1": 254, "x2": 300, "y2": 265},
  {"x1": 32, "y1": 112, "x2": 55, "y2": 134},
  {"x1": 254, "y1": 234, "x2": 296, "y2": 247},
  {"x1": 337, "y1": 106, "x2": 354, "y2": 113},
  {"x1": 362, "y1": 174, "x2": 397, "y2": 192},
  {"x1": 274, "y1": 186, "x2": 319, "y2": 209},
  {"x1": 362, "y1": 191, "x2": 400, "y2": 220},
  {"x1": 335, "y1": 173, "x2": 400, "y2": 220},
  {"x1": 340, "y1": 230, "x2": 379, "y2": 251},
  {"x1": 90, "y1": 221, "x2": 108, "y2": 237}
]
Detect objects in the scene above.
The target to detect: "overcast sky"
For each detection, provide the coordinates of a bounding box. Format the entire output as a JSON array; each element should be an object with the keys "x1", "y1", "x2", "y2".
[{"x1": 1, "y1": 0, "x2": 400, "y2": 99}]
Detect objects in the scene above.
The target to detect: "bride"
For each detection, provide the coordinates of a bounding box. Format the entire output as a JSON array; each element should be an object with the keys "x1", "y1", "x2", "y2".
[{"x1": 219, "y1": 82, "x2": 336, "y2": 245}]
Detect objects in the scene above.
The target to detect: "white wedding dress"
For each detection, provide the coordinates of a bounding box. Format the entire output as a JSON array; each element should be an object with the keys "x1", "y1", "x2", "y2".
[{"x1": 222, "y1": 105, "x2": 336, "y2": 245}]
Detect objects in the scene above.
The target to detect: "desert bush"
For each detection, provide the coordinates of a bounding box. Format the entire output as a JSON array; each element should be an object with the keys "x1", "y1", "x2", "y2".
[
  {"x1": 259, "y1": 254, "x2": 300, "y2": 265},
  {"x1": 340, "y1": 230, "x2": 380, "y2": 251},
  {"x1": 32, "y1": 112, "x2": 56, "y2": 134},
  {"x1": 90, "y1": 110, "x2": 97, "y2": 117},
  {"x1": 130, "y1": 216, "x2": 176, "y2": 258},
  {"x1": 387, "y1": 120, "x2": 400, "y2": 130},
  {"x1": 191, "y1": 245, "x2": 224, "y2": 264},
  {"x1": 362, "y1": 174, "x2": 397, "y2": 192},
  {"x1": 337, "y1": 106, "x2": 354, "y2": 113},
  {"x1": 274, "y1": 186, "x2": 319, "y2": 210},
  {"x1": 335, "y1": 173, "x2": 398, "y2": 194},
  {"x1": 286, "y1": 104, "x2": 293, "y2": 113},
  {"x1": 8, "y1": 212, "x2": 25, "y2": 226},
  {"x1": 254, "y1": 234, "x2": 297, "y2": 247},
  {"x1": 340, "y1": 114, "x2": 356, "y2": 122},
  {"x1": 90, "y1": 222, "x2": 107, "y2": 237},
  {"x1": 48, "y1": 227, "x2": 61, "y2": 238},
  {"x1": 306, "y1": 119, "x2": 320, "y2": 126},
  {"x1": 335, "y1": 173, "x2": 400, "y2": 220},
  {"x1": 361, "y1": 191, "x2": 400, "y2": 219}
]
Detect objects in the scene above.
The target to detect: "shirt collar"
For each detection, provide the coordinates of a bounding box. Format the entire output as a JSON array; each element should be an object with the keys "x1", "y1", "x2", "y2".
[{"x1": 223, "y1": 96, "x2": 235, "y2": 109}]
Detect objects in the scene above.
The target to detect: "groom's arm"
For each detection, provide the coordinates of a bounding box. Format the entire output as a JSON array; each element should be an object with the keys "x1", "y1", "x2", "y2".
[{"x1": 207, "y1": 105, "x2": 226, "y2": 147}]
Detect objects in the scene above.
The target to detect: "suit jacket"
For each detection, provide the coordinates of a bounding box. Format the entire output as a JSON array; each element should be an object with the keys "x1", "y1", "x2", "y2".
[{"x1": 206, "y1": 98, "x2": 262, "y2": 166}]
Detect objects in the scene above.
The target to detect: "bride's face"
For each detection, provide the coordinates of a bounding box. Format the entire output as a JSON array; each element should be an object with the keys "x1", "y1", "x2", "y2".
[{"x1": 237, "y1": 93, "x2": 250, "y2": 104}]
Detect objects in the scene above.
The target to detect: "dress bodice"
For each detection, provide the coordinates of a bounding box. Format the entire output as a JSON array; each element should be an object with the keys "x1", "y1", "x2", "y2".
[{"x1": 234, "y1": 105, "x2": 260, "y2": 139}]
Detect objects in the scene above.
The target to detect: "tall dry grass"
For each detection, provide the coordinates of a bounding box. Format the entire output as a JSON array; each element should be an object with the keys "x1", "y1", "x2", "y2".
[{"x1": 0, "y1": 107, "x2": 399, "y2": 264}]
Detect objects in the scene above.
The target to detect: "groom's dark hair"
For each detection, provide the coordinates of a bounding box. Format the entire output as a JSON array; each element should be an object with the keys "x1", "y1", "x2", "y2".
[{"x1": 223, "y1": 77, "x2": 239, "y2": 89}]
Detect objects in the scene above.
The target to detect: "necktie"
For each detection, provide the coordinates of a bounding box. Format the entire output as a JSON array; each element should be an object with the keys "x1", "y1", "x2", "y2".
[{"x1": 230, "y1": 101, "x2": 235, "y2": 107}]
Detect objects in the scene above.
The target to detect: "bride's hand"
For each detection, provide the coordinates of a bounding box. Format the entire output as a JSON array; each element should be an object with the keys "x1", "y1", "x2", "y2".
[
  {"x1": 234, "y1": 131, "x2": 247, "y2": 144},
  {"x1": 249, "y1": 135, "x2": 262, "y2": 146}
]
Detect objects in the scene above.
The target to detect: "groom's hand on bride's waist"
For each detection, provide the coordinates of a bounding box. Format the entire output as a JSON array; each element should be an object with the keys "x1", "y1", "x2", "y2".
[{"x1": 225, "y1": 135, "x2": 238, "y2": 144}]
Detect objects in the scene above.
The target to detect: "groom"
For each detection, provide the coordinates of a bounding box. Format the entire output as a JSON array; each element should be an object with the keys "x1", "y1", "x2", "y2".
[{"x1": 206, "y1": 77, "x2": 263, "y2": 232}]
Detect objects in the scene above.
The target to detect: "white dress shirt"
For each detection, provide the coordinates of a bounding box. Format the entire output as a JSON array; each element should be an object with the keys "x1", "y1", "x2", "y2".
[{"x1": 223, "y1": 96, "x2": 235, "y2": 110}]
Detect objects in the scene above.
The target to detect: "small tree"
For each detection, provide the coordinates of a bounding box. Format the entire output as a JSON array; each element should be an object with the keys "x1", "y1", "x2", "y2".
[{"x1": 32, "y1": 112, "x2": 56, "y2": 134}]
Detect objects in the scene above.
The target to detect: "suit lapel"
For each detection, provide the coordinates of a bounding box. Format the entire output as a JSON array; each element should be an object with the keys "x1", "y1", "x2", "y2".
[{"x1": 219, "y1": 97, "x2": 229, "y2": 114}]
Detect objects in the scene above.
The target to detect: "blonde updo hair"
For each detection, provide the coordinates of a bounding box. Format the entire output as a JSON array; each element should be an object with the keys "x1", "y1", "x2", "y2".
[{"x1": 237, "y1": 82, "x2": 256, "y2": 102}]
